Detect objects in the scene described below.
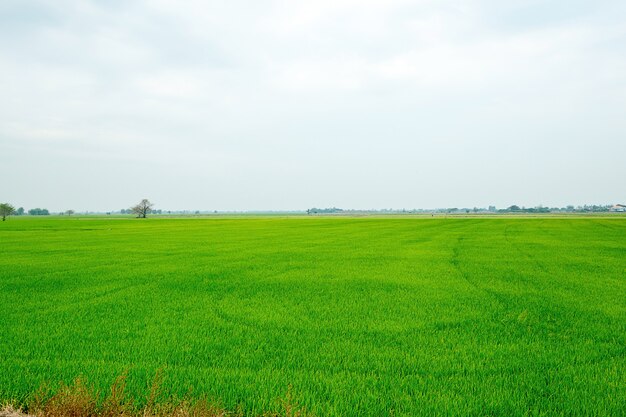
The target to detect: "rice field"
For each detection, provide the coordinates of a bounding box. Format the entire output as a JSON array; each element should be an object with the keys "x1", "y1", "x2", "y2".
[{"x1": 1, "y1": 216, "x2": 625, "y2": 416}]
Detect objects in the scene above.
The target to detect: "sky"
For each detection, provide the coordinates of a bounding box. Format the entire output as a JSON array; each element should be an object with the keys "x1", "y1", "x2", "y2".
[{"x1": 1, "y1": 0, "x2": 625, "y2": 212}]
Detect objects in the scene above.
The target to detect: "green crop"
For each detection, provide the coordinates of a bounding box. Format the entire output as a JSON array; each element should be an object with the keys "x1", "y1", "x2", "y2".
[{"x1": 1, "y1": 216, "x2": 625, "y2": 416}]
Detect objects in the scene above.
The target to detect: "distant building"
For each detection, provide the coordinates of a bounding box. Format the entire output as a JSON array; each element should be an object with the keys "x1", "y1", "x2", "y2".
[
  {"x1": 609, "y1": 204, "x2": 626, "y2": 212},
  {"x1": 488, "y1": 206, "x2": 496, "y2": 212}
]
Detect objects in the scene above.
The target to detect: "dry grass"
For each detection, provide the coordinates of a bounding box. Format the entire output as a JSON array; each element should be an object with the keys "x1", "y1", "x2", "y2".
[
  {"x1": 0, "y1": 404, "x2": 32, "y2": 417},
  {"x1": 8, "y1": 376, "x2": 311, "y2": 417}
]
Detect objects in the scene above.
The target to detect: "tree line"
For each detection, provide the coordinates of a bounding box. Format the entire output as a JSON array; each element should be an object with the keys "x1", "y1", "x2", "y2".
[
  {"x1": 0, "y1": 204, "x2": 51, "y2": 220},
  {"x1": 2, "y1": 200, "x2": 621, "y2": 221},
  {"x1": 0, "y1": 199, "x2": 158, "y2": 221}
]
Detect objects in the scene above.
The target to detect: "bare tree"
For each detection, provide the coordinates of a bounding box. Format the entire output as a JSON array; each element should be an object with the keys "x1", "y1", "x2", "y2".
[
  {"x1": 131, "y1": 199, "x2": 154, "y2": 218},
  {"x1": 0, "y1": 203, "x2": 16, "y2": 221}
]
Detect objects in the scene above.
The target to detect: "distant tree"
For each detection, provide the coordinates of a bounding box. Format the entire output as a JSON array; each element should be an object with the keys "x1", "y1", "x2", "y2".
[
  {"x1": 28, "y1": 208, "x2": 50, "y2": 215},
  {"x1": 508, "y1": 205, "x2": 521, "y2": 212},
  {"x1": 65, "y1": 210, "x2": 75, "y2": 216},
  {"x1": 0, "y1": 203, "x2": 16, "y2": 221},
  {"x1": 16, "y1": 207, "x2": 24, "y2": 216},
  {"x1": 131, "y1": 199, "x2": 153, "y2": 218},
  {"x1": 307, "y1": 207, "x2": 343, "y2": 214}
]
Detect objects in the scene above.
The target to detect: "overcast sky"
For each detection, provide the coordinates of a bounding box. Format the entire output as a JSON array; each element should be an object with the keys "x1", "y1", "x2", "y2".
[{"x1": 1, "y1": 0, "x2": 625, "y2": 212}]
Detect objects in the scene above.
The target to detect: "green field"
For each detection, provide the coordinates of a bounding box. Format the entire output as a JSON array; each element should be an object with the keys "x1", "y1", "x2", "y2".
[{"x1": 1, "y1": 216, "x2": 625, "y2": 416}]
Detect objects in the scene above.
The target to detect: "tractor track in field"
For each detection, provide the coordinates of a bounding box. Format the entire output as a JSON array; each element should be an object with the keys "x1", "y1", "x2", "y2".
[
  {"x1": 503, "y1": 223, "x2": 550, "y2": 275},
  {"x1": 449, "y1": 234, "x2": 507, "y2": 307}
]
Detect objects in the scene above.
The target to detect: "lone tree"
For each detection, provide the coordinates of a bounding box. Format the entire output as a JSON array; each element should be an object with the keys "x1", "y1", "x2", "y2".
[
  {"x1": 131, "y1": 199, "x2": 153, "y2": 218},
  {"x1": 0, "y1": 203, "x2": 16, "y2": 221}
]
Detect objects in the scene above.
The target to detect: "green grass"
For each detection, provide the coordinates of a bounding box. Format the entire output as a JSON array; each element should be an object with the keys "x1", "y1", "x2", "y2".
[{"x1": 1, "y1": 216, "x2": 625, "y2": 416}]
